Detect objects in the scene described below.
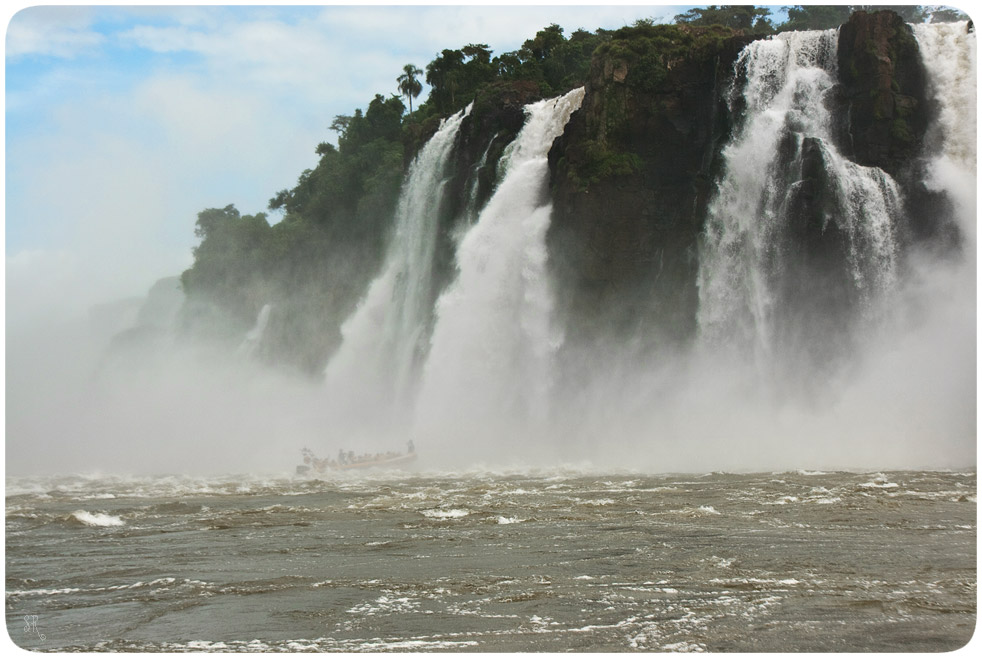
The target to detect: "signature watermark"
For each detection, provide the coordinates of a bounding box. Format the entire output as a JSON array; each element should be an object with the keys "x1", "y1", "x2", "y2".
[{"x1": 23, "y1": 615, "x2": 45, "y2": 642}]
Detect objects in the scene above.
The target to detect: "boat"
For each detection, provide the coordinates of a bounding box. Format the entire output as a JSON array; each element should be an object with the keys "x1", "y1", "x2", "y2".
[{"x1": 296, "y1": 445, "x2": 417, "y2": 475}]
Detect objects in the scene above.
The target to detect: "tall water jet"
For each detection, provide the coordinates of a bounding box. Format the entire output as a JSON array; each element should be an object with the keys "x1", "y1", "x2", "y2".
[
  {"x1": 697, "y1": 29, "x2": 902, "y2": 380},
  {"x1": 323, "y1": 105, "x2": 471, "y2": 429},
  {"x1": 414, "y1": 88, "x2": 585, "y2": 455}
]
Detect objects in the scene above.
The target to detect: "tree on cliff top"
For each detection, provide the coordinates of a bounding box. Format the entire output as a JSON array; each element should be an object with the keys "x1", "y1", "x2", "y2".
[
  {"x1": 779, "y1": 5, "x2": 855, "y2": 31},
  {"x1": 425, "y1": 45, "x2": 497, "y2": 115},
  {"x1": 397, "y1": 64, "x2": 424, "y2": 114},
  {"x1": 778, "y1": 5, "x2": 968, "y2": 30},
  {"x1": 674, "y1": 5, "x2": 774, "y2": 33},
  {"x1": 182, "y1": 205, "x2": 275, "y2": 322}
]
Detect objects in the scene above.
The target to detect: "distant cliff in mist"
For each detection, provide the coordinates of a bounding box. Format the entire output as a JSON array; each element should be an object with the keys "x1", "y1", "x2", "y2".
[{"x1": 163, "y1": 7, "x2": 970, "y2": 377}]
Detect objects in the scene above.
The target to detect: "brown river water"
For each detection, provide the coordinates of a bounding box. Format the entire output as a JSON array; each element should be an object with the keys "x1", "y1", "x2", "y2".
[{"x1": 5, "y1": 468, "x2": 976, "y2": 651}]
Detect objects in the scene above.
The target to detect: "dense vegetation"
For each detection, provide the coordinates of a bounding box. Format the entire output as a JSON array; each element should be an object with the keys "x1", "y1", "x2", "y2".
[
  {"x1": 674, "y1": 4, "x2": 965, "y2": 32},
  {"x1": 179, "y1": 5, "x2": 969, "y2": 375}
]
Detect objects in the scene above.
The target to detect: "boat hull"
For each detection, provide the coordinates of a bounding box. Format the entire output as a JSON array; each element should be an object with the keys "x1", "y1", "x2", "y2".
[
  {"x1": 297, "y1": 451, "x2": 417, "y2": 475},
  {"x1": 334, "y1": 453, "x2": 417, "y2": 471}
]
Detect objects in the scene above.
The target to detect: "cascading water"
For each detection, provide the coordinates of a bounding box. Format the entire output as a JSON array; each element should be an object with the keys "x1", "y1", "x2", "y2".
[
  {"x1": 912, "y1": 21, "x2": 977, "y2": 246},
  {"x1": 413, "y1": 88, "x2": 585, "y2": 449},
  {"x1": 323, "y1": 105, "x2": 470, "y2": 422},
  {"x1": 313, "y1": 23, "x2": 973, "y2": 470},
  {"x1": 238, "y1": 303, "x2": 272, "y2": 358},
  {"x1": 463, "y1": 139, "x2": 495, "y2": 223},
  {"x1": 697, "y1": 29, "x2": 902, "y2": 373}
]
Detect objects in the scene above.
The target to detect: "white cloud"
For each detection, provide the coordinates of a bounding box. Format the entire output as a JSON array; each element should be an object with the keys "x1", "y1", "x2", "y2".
[
  {"x1": 7, "y1": 66, "x2": 324, "y2": 298},
  {"x1": 115, "y1": 6, "x2": 680, "y2": 110},
  {"x1": 5, "y1": 5, "x2": 105, "y2": 58},
  {"x1": 117, "y1": 23, "x2": 205, "y2": 53},
  {"x1": 6, "y1": 129, "x2": 192, "y2": 317},
  {"x1": 310, "y1": 5, "x2": 679, "y2": 56},
  {"x1": 6, "y1": 4, "x2": 687, "y2": 317},
  {"x1": 133, "y1": 74, "x2": 260, "y2": 152}
]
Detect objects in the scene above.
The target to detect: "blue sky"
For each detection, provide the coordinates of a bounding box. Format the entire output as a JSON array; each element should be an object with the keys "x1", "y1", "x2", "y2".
[{"x1": 6, "y1": 3, "x2": 705, "y2": 321}]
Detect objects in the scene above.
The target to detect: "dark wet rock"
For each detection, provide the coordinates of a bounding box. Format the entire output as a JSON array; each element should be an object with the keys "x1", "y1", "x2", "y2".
[
  {"x1": 546, "y1": 24, "x2": 752, "y2": 353},
  {"x1": 835, "y1": 10, "x2": 929, "y2": 179},
  {"x1": 835, "y1": 10, "x2": 957, "y2": 250}
]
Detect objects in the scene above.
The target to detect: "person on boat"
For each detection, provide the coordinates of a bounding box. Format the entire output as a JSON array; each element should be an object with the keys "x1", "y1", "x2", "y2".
[
  {"x1": 407, "y1": 440, "x2": 415, "y2": 454},
  {"x1": 338, "y1": 449, "x2": 347, "y2": 465}
]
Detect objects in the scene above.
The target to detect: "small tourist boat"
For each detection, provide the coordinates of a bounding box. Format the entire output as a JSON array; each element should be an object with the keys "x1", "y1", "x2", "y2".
[{"x1": 296, "y1": 445, "x2": 417, "y2": 475}]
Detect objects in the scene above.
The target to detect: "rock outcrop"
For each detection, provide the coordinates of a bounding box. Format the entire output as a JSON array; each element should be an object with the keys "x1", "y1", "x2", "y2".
[
  {"x1": 546, "y1": 11, "x2": 944, "y2": 359},
  {"x1": 547, "y1": 24, "x2": 752, "y2": 353},
  {"x1": 836, "y1": 10, "x2": 930, "y2": 179},
  {"x1": 836, "y1": 10, "x2": 957, "y2": 248}
]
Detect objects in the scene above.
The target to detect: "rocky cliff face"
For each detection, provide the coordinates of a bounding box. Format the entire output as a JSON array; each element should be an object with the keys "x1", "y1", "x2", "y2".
[
  {"x1": 546, "y1": 11, "x2": 943, "y2": 358},
  {"x1": 836, "y1": 10, "x2": 929, "y2": 178},
  {"x1": 546, "y1": 24, "x2": 752, "y2": 354},
  {"x1": 835, "y1": 10, "x2": 956, "y2": 248}
]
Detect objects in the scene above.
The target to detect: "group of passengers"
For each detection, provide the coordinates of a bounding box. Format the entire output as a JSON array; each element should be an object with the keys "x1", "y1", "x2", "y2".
[
  {"x1": 337, "y1": 448, "x2": 399, "y2": 465},
  {"x1": 301, "y1": 441, "x2": 414, "y2": 472}
]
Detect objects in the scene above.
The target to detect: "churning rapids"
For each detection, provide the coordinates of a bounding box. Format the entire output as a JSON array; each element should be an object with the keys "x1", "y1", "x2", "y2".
[
  {"x1": 5, "y1": 21, "x2": 977, "y2": 653},
  {"x1": 5, "y1": 470, "x2": 976, "y2": 651}
]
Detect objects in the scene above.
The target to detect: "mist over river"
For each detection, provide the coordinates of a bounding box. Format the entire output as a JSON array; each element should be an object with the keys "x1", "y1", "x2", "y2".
[{"x1": 5, "y1": 469, "x2": 976, "y2": 652}]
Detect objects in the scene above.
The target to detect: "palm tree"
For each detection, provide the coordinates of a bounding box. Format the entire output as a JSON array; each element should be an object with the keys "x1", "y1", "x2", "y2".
[{"x1": 397, "y1": 63, "x2": 424, "y2": 114}]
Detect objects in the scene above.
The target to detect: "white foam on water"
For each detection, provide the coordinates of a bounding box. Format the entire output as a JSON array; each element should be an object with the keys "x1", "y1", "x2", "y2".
[
  {"x1": 71, "y1": 510, "x2": 125, "y2": 526},
  {"x1": 6, "y1": 587, "x2": 82, "y2": 597},
  {"x1": 347, "y1": 595, "x2": 420, "y2": 616},
  {"x1": 420, "y1": 508, "x2": 469, "y2": 519},
  {"x1": 358, "y1": 639, "x2": 481, "y2": 650},
  {"x1": 496, "y1": 516, "x2": 523, "y2": 524},
  {"x1": 580, "y1": 497, "x2": 617, "y2": 506},
  {"x1": 708, "y1": 556, "x2": 735, "y2": 568},
  {"x1": 856, "y1": 473, "x2": 901, "y2": 490},
  {"x1": 98, "y1": 577, "x2": 176, "y2": 591}
]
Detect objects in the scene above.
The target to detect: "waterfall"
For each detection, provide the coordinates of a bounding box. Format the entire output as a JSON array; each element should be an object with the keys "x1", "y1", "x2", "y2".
[
  {"x1": 464, "y1": 138, "x2": 495, "y2": 224},
  {"x1": 697, "y1": 29, "x2": 902, "y2": 371},
  {"x1": 414, "y1": 87, "x2": 585, "y2": 445},
  {"x1": 323, "y1": 105, "x2": 470, "y2": 419},
  {"x1": 238, "y1": 303, "x2": 272, "y2": 358},
  {"x1": 912, "y1": 21, "x2": 977, "y2": 247}
]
